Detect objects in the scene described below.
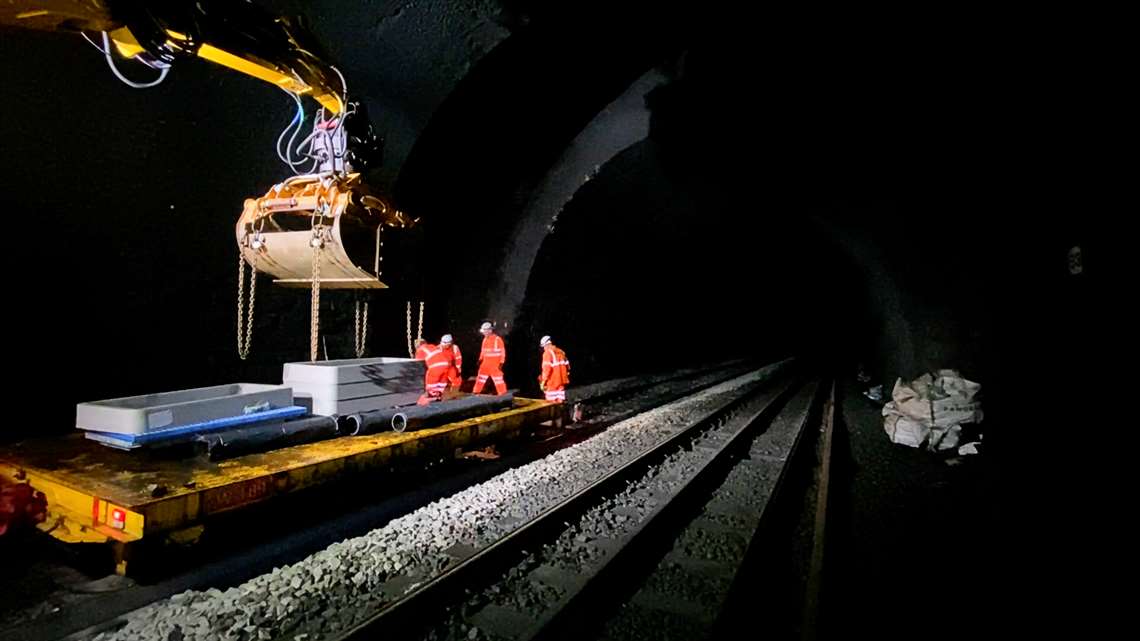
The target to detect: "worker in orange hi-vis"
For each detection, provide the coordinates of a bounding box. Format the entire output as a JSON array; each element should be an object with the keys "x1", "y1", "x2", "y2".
[
  {"x1": 416, "y1": 335, "x2": 458, "y2": 405},
  {"x1": 441, "y1": 333, "x2": 463, "y2": 390},
  {"x1": 537, "y1": 335, "x2": 570, "y2": 403},
  {"x1": 413, "y1": 337, "x2": 431, "y2": 361},
  {"x1": 474, "y1": 321, "x2": 508, "y2": 395}
]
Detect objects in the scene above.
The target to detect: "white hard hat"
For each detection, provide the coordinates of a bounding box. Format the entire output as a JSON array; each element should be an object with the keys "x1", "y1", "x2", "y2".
[
  {"x1": 441, "y1": 334, "x2": 453, "y2": 344},
  {"x1": 539, "y1": 335, "x2": 551, "y2": 347},
  {"x1": 480, "y1": 322, "x2": 493, "y2": 331}
]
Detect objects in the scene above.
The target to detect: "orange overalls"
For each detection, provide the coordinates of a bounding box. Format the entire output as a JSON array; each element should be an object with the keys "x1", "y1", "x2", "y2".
[
  {"x1": 416, "y1": 343, "x2": 456, "y2": 405},
  {"x1": 474, "y1": 333, "x2": 508, "y2": 395},
  {"x1": 539, "y1": 344, "x2": 570, "y2": 403},
  {"x1": 444, "y1": 343, "x2": 463, "y2": 389}
]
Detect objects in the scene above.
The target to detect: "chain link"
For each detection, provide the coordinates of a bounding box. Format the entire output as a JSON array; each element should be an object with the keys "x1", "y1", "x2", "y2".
[
  {"x1": 236, "y1": 253, "x2": 257, "y2": 360},
  {"x1": 311, "y1": 240, "x2": 322, "y2": 362},
  {"x1": 417, "y1": 301, "x2": 424, "y2": 341},
  {"x1": 310, "y1": 200, "x2": 328, "y2": 362},
  {"x1": 354, "y1": 300, "x2": 368, "y2": 358},
  {"x1": 405, "y1": 300, "x2": 426, "y2": 357},
  {"x1": 406, "y1": 301, "x2": 413, "y2": 357}
]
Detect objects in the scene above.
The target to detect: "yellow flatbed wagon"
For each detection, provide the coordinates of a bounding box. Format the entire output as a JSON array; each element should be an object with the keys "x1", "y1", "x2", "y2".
[{"x1": 0, "y1": 398, "x2": 557, "y2": 574}]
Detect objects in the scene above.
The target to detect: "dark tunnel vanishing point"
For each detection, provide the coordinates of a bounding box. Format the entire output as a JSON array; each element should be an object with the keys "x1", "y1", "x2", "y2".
[{"x1": 0, "y1": 3, "x2": 1117, "y2": 634}]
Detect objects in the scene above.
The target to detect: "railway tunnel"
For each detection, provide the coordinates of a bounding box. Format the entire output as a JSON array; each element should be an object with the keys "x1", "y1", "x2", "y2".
[{"x1": 0, "y1": 2, "x2": 1113, "y2": 640}]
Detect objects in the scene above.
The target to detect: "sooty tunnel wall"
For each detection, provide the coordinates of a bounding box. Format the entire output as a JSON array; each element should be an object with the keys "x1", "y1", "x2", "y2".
[{"x1": 1, "y1": 3, "x2": 1107, "y2": 441}]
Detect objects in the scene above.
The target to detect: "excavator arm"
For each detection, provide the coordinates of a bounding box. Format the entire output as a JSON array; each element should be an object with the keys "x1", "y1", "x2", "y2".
[
  {"x1": 1, "y1": 0, "x2": 345, "y2": 113},
  {"x1": 4, "y1": 0, "x2": 420, "y2": 363}
]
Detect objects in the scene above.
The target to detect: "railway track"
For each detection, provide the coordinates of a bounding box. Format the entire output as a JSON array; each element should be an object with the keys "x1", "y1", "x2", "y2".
[
  {"x1": 331, "y1": 373, "x2": 822, "y2": 641},
  {"x1": 1, "y1": 362, "x2": 790, "y2": 641}
]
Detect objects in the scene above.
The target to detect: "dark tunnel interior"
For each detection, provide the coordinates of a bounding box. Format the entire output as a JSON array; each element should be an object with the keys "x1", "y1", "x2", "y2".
[
  {"x1": 0, "y1": 1, "x2": 1119, "y2": 634},
  {"x1": 3, "y1": 6, "x2": 1106, "y2": 423}
]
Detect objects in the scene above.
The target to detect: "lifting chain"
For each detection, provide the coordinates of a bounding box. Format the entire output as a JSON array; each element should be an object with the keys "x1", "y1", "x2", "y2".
[
  {"x1": 236, "y1": 252, "x2": 257, "y2": 360},
  {"x1": 311, "y1": 241, "x2": 322, "y2": 361},
  {"x1": 354, "y1": 299, "x2": 369, "y2": 358},
  {"x1": 406, "y1": 300, "x2": 425, "y2": 357},
  {"x1": 310, "y1": 199, "x2": 329, "y2": 362}
]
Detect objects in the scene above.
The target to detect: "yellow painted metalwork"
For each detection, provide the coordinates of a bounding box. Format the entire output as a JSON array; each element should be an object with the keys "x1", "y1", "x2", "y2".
[
  {"x1": 106, "y1": 27, "x2": 144, "y2": 57},
  {"x1": 0, "y1": 464, "x2": 145, "y2": 544},
  {"x1": 195, "y1": 43, "x2": 342, "y2": 113},
  {"x1": 0, "y1": 398, "x2": 555, "y2": 549},
  {"x1": 2, "y1": 3, "x2": 341, "y2": 111},
  {"x1": 23, "y1": 479, "x2": 105, "y2": 544},
  {"x1": 104, "y1": 27, "x2": 342, "y2": 113},
  {"x1": 0, "y1": 1, "x2": 118, "y2": 33},
  {"x1": 93, "y1": 498, "x2": 145, "y2": 541}
]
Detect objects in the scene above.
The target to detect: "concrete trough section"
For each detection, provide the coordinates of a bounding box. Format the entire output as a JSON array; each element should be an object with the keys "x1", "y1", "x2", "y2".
[
  {"x1": 75, "y1": 384, "x2": 294, "y2": 435},
  {"x1": 82, "y1": 406, "x2": 308, "y2": 451},
  {"x1": 0, "y1": 396, "x2": 556, "y2": 575},
  {"x1": 283, "y1": 357, "x2": 423, "y2": 416}
]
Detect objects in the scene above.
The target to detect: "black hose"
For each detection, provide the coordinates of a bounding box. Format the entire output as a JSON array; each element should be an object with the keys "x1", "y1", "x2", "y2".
[
  {"x1": 391, "y1": 393, "x2": 515, "y2": 433},
  {"x1": 196, "y1": 415, "x2": 338, "y2": 460},
  {"x1": 343, "y1": 407, "x2": 406, "y2": 436},
  {"x1": 347, "y1": 393, "x2": 515, "y2": 435}
]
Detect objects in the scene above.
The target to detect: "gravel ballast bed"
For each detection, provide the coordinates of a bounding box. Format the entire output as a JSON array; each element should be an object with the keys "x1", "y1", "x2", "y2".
[
  {"x1": 423, "y1": 379, "x2": 793, "y2": 641},
  {"x1": 89, "y1": 366, "x2": 784, "y2": 641}
]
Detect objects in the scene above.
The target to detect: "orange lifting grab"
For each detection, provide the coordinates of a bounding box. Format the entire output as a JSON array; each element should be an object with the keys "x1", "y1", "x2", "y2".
[
  {"x1": 236, "y1": 173, "x2": 415, "y2": 289},
  {"x1": 0, "y1": 1, "x2": 419, "y2": 359}
]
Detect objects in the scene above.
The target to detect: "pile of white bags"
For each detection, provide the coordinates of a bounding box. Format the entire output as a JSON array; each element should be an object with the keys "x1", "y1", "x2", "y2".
[{"x1": 882, "y1": 370, "x2": 983, "y2": 451}]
